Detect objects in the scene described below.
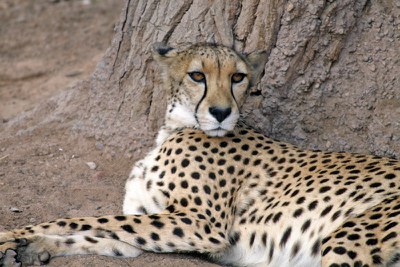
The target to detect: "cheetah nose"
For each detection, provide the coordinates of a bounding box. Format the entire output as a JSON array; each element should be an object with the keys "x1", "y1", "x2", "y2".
[{"x1": 209, "y1": 107, "x2": 232, "y2": 122}]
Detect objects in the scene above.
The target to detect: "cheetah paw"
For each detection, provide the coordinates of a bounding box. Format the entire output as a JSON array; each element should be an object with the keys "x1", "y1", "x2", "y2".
[{"x1": 0, "y1": 237, "x2": 51, "y2": 267}]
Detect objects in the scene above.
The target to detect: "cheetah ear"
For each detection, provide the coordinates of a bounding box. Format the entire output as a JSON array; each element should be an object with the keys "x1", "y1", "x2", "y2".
[
  {"x1": 152, "y1": 42, "x2": 178, "y2": 63},
  {"x1": 245, "y1": 50, "x2": 268, "y2": 84}
]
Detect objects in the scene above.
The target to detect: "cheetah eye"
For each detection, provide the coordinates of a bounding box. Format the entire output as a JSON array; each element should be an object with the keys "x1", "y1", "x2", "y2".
[
  {"x1": 231, "y1": 73, "x2": 246, "y2": 83},
  {"x1": 188, "y1": 72, "x2": 206, "y2": 83}
]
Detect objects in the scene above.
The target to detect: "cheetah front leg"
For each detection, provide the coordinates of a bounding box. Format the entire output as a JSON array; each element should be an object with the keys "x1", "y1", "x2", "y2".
[
  {"x1": 0, "y1": 233, "x2": 142, "y2": 266},
  {"x1": 0, "y1": 211, "x2": 229, "y2": 266}
]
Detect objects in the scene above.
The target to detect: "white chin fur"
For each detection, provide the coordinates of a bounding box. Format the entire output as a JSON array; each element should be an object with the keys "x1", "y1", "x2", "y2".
[{"x1": 204, "y1": 129, "x2": 228, "y2": 137}]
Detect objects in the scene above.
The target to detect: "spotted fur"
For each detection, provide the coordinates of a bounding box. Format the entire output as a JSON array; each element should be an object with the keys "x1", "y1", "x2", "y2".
[{"x1": 0, "y1": 43, "x2": 399, "y2": 267}]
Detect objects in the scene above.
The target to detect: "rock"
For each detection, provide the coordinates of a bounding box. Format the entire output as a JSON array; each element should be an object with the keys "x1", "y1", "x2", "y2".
[
  {"x1": 85, "y1": 162, "x2": 97, "y2": 170},
  {"x1": 10, "y1": 207, "x2": 22, "y2": 213}
]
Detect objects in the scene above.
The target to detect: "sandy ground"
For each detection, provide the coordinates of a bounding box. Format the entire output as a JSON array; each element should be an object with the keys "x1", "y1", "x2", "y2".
[{"x1": 0, "y1": 1, "x2": 218, "y2": 266}]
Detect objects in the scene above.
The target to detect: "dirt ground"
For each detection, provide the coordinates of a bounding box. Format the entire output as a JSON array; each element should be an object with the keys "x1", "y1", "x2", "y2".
[{"x1": 0, "y1": 1, "x2": 218, "y2": 266}]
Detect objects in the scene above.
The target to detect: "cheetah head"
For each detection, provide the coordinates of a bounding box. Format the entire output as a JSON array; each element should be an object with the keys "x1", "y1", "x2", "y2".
[{"x1": 153, "y1": 43, "x2": 267, "y2": 137}]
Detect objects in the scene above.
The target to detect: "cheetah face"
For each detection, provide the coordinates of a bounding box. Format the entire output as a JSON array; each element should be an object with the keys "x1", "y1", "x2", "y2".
[{"x1": 153, "y1": 43, "x2": 267, "y2": 137}]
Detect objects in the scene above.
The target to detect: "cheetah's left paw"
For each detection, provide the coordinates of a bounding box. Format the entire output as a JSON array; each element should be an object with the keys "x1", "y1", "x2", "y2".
[{"x1": 0, "y1": 237, "x2": 52, "y2": 267}]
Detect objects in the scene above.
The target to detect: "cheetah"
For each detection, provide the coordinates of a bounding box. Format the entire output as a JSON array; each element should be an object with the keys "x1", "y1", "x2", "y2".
[{"x1": 1, "y1": 43, "x2": 400, "y2": 267}]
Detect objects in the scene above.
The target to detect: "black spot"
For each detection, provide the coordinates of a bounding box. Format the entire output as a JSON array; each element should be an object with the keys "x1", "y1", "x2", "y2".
[
  {"x1": 308, "y1": 200, "x2": 318, "y2": 211},
  {"x1": 229, "y1": 231, "x2": 241, "y2": 245},
  {"x1": 218, "y1": 159, "x2": 226, "y2": 166},
  {"x1": 194, "y1": 197, "x2": 202, "y2": 206},
  {"x1": 333, "y1": 246, "x2": 346, "y2": 255},
  {"x1": 289, "y1": 242, "x2": 300, "y2": 258},
  {"x1": 181, "y1": 218, "x2": 192, "y2": 225},
  {"x1": 188, "y1": 146, "x2": 197, "y2": 151},
  {"x1": 81, "y1": 224, "x2": 92, "y2": 231},
  {"x1": 171, "y1": 166, "x2": 177, "y2": 174},
  {"x1": 273, "y1": 212, "x2": 282, "y2": 223},
  {"x1": 343, "y1": 221, "x2": 356, "y2": 228},
  {"x1": 335, "y1": 188, "x2": 347, "y2": 195},
  {"x1": 369, "y1": 213, "x2": 382, "y2": 220},
  {"x1": 84, "y1": 236, "x2": 98, "y2": 243},
  {"x1": 301, "y1": 219, "x2": 311, "y2": 233},
  {"x1": 322, "y1": 246, "x2": 331, "y2": 256},
  {"x1": 372, "y1": 254, "x2": 383, "y2": 264},
  {"x1": 181, "y1": 159, "x2": 190, "y2": 167},
  {"x1": 209, "y1": 237, "x2": 221, "y2": 244},
  {"x1": 150, "y1": 232, "x2": 160, "y2": 241},
  {"x1": 319, "y1": 186, "x2": 331, "y2": 193},
  {"x1": 382, "y1": 232, "x2": 397, "y2": 242},
  {"x1": 107, "y1": 231, "x2": 119, "y2": 240},
  {"x1": 121, "y1": 224, "x2": 136, "y2": 233},
  {"x1": 115, "y1": 216, "x2": 126, "y2": 221},
  {"x1": 227, "y1": 166, "x2": 235, "y2": 174},
  {"x1": 191, "y1": 172, "x2": 200, "y2": 179},
  {"x1": 146, "y1": 180, "x2": 152, "y2": 190},
  {"x1": 365, "y1": 223, "x2": 379, "y2": 230},
  {"x1": 168, "y1": 182, "x2": 176, "y2": 191},
  {"x1": 69, "y1": 223, "x2": 78, "y2": 229},
  {"x1": 366, "y1": 238, "x2": 378, "y2": 246},
  {"x1": 180, "y1": 198, "x2": 188, "y2": 207},
  {"x1": 64, "y1": 238, "x2": 75, "y2": 246},
  {"x1": 150, "y1": 220, "x2": 165, "y2": 229},
  {"x1": 228, "y1": 148, "x2": 238, "y2": 155},
  {"x1": 335, "y1": 231, "x2": 347, "y2": 238},
  {"x1": 347, "y1": 234, "x2": 360, "y2": 240},
  {"x1": 296, "y1": 197, "x2": 306, "y2": 205},
  {"x1": 370, "y1": 182, "x2": 382, "y2": 188},
  {"x1": 181, "y1": 180, "x2": 188, "y2": 188},
  {"x1": 219, "y1": 179, "x2": 227, "y2": 187},
  {"x1": 57, "y1": 221, "x2": 67, "y2": 227},
  {"x1": 331, "y1": 211, "x2": 341, "y2": 222},
  {"x1": 320, "y1": 205, "x2": 333, "y2": 217},
  {"x1": 209, "y1": 172, "x2": 216, "y2": 180},
  {"x1": 383, "y1": 221, "x2": 398, "y2": 231},
  {"x1": 293, "y1": 208, "x2": 303, "y2": 218},
  {"x1": 384, "y1": 173, "x2": 396, "y2": 180},
  {"x1": 136, "y1": 237, "x2": 147, "y2": 245},
  {"x1": 233, "y1": 155, "x2": 242, "y2": 161},
  {"x1": 280, "y1": 227, "x2": 292, "y2": 247},
  {"x1": 173, "y1": 227, "x2": 184, "y2": 238},
  {"x1": 254, "y1": 159, "x2": 262, "y2": 166},
  {"x1": 311, "y1": 239, "x2": 320, "y2": 256},
  {"x1": 166, "y1": 242, "x2": 175, "y2": 247},
  {"x1": 204, "y1": 224, "x2": 211, "y2": 234},
  {"x1": 347, "y1": 250, "x2": 357, "y2": 259},
  {"x1": 112, "y1": 248, "x2": 123, "y2": 256},
  {"x1": 151, "y1": 166, "x2": 159, "y2": 172},
  {"x1": 203, "y1": 185, "x2": 211, "y2": 194},
  {"x1": 269, "y1": 240, "x2": 275, "y2": 260},
  {"x1": 249, "y1": 232, "x2": 256, "y2": 247},
  {"x1": 261, "y1": 232, "x2": 267, "y2": 246}
]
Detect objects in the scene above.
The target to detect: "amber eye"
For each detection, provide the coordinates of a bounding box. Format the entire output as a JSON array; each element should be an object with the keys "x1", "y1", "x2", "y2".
[
  {"x1": 231, "y1": 73, "x2": 246, "y2": 83},
  {"x1": 188, "y1": 72, "x2": 206, "y2": 83}
]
